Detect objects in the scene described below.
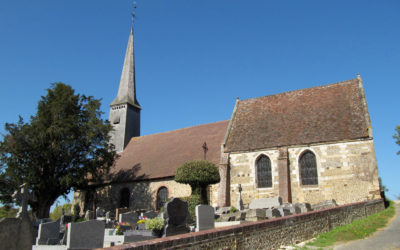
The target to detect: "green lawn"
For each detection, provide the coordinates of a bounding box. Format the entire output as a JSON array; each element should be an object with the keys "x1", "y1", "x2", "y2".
[{"x1": 296, "y1": 200, "x2": 396, "y2": 250}]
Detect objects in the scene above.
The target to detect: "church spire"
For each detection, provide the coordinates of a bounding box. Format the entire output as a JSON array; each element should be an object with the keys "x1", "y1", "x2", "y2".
[{"x1": 110, "y1": 26, "x2": 141, "y2": 108}]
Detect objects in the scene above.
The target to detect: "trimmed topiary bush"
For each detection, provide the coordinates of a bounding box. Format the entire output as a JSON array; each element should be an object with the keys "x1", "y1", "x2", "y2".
[{"x1": 175, "y1": 160, "x2": 220, "y2": 205}]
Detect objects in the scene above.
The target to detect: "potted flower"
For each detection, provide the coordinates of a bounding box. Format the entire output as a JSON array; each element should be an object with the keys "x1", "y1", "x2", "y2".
[
  {"x1": 145, "y1": 217, "x2": 165, "y2": 237},
  {"x1": 136, "y1": 215, "x2": 147, "y2": 230},
  {"x1": 114, "y1": 222, "x2": 133, "y2": 235}
]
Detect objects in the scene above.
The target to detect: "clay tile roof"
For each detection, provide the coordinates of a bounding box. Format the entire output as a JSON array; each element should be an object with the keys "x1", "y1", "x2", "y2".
[
  {"x1": 107, "y1": 120, "x2": 229, "y2": 182},
  {"x1": 224, "y1": 78, "x2": 370, "y2": 152}
]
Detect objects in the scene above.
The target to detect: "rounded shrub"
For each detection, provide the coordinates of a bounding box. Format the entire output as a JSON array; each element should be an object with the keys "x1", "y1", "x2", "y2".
[{"x1": 175, "y1": 160, "x2": 220, "y2": 205}]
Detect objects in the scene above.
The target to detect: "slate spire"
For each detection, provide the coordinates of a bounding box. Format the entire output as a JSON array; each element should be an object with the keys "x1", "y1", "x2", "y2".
[{"x1": 111, "y1": 27, "x2": 141, "y2": 108}]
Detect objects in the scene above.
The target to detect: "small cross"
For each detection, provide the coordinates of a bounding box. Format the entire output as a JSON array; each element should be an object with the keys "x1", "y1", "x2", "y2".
[{"x1": 202, "y1": 142, "x2": 208, "y2": 160}]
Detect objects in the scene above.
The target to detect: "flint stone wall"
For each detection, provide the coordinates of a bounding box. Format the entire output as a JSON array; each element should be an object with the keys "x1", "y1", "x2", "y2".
[{"x1": 102, "y1": 199, "x2": 384, "y2": 250}]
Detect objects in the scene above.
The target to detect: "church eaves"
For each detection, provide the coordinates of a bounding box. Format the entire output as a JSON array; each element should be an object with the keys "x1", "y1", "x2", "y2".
[{"x1": 111, "y1": 27, "x2": 141, "y2": 108}]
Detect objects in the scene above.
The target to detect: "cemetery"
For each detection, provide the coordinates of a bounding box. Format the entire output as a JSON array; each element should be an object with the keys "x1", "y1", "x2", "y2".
[{"x1": 0, "y1": 187, "x2": 385, "y2": 249}]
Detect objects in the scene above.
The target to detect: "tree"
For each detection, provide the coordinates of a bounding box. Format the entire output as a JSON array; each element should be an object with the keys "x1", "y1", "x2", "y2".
[
  {"x1": 394, "y1": 125, "x2": 400, "y2": 154},
  {"x1": 175, "y1": 160, "x2": 220, "y2": 204},
  {"x1": 0, "y1": 83, "x2": 116, "y2": 219},
  {"x1": 50, "y1": 203, "x2": 72, "y2": 221}
]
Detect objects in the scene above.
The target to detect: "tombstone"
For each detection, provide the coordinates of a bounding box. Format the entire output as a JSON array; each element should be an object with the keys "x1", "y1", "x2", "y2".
[
  {"x1": 245, "y1": 209, "x2": 266, "y2": 222},
  {"x1": 96, "y1": 207, "x2": 105, "y2": 218},
  {"x1": 143, "y1": 210, "x2": 158, "y2": 219},
  {"x1": 249, "y1": 197, "x2": 283, "y2": 210},
  {"x1": 84, "y1": 210, "x2": 94, "y2": 220},
  {"x1": 119, "y1": 211, "x2": 139, "y2": 226},
  {"x1": 106, "y1": 211, "x2": 111, "y2": 222},
  {"x1": 67, "y1": 220, "x2": 105, "y2": 249},
  {"x1": 265, "y1": 208, "x2": 283, "y2": 219},
  {"x1": 36, "y1": 220, "x2": 60, "y2": 245},
  {"x1": 294, "y1": 203, "x2": 312, "y2": 213},
  {"x1": 215, "y1": 206, "x2": 231, "y2": 215},
  {"x1": 311, "y1": 199, "x2": 337, "y2": 211},
  {"x1": 163, "y1": 198, "x2": 190, "y2": 237},
  {"x1": 281, "y1": 203, "x2": 296, "y2": 214},
  {"x1": 12, "y1": 183, "x2": 33, "y2": 218},
  {"x1": 115, "y1": 207, "x2": 130, "y2": 222},
  {"x1": 195, "y1": 205, "x2": 215, "y2": 231},
  {"x1": 0, "y1": 217, "x2": 35, "y2": 250},
  {"x1": 60, "y1": 215, "x2": 72, "y2": 225},
  {"x1": 237, "y1": 184, "x2": 244, "y2": 211}
]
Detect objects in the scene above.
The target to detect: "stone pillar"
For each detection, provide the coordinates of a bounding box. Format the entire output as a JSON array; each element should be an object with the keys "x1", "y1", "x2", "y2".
[
  {"x1": 278, "y1": 147, "x2": 292, "y2": 203},
  {"x1": 218, "y1": 163, "x2": 230, "y2": 207}
]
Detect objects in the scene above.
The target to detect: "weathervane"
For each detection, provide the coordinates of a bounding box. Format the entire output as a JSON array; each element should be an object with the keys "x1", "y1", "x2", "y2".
[{"x1": 131, "y1": 1, "x2": 137, "y2": 25}]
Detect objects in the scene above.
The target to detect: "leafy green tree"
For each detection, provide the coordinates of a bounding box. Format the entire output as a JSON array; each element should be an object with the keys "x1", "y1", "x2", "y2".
[
  {"x1": 50, "y1": 203, "x2": 72, "y2": 221},
  {"x1": 394, "y1": 125, "x2": 400, "y2": 154},
  {"x1": 0, "y1": 83, "x2": 116, "y2": 219},
  {"x1": 175, "y1": 160, "x2": 220, "y2": 204}
]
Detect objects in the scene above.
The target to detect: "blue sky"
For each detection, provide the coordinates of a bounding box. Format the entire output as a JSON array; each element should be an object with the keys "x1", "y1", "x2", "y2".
[{"x1": 0, "y1": 0, "x2": 399, "y2": 206}]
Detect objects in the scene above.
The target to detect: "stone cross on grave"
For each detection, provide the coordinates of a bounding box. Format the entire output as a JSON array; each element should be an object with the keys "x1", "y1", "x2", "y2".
[
  {"x1": 237, "y1": 184, "x2": 244, "y2": 211},
  {"x1": 12, "y1": 183, "x2": 32, "y2": 218},
  {"x1": 202, "y1": 142, "x2": 208, "y2": 160}
]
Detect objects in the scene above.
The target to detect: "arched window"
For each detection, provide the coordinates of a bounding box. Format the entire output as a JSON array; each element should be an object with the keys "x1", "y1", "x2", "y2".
[
  {"x1": 119, "y1": 188, "x2": 130, "y2": 208},
  {"x1": 156, "y1": 187, "x2": 168, "y2": 211},
  {"x1": 300, "y1": 151, "x2": 318, "y2": 185},
  {"x1": 256, "y1": 155, "x2": 272, "y2": 188}
]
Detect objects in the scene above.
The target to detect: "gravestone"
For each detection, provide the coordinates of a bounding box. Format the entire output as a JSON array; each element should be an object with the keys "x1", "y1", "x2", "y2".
[
  {"x1": 163, "y1": 198, "x2": 190, "y2": 237},
  {"x1": 265, "y1": 208, "x2": 283, "y2": 218},
  {"x1": 67, "y1": 220, "x2": 105, "y2": 249},
  {"x1": 237, "y1": 184, "x2": 244, "y2": 211},
  {"x1": 96, "y1": 207, "x2": 105, "y2": 218},
  {"x1": 106, "y1": 211, "x2": 111, "y2": 222},
  {"x1": 0, "y1": 217, "x2": 35, "y2": 250},
  {"x1": 281, "y1": 203, "x2": 297, "y2": 214},
  {"x1": 195, "y1": 205, "x2": 215, "y2": 231},
  {"x1": 115, "y1": 208, "x2": 130, "y2": 222},
  {"x1": 249, "y1": 197, "x2": 282, "y2": 209},
  {"x1": 84, "y1": 210, "x2": 94, "y2": 220},
  {"x1": 143, "y1": 210, "x2": 158, "y2": 219},
  {"x1": 12, "y1": 183, "x2": 33, "y2": 218},
  {"x1": 119, "y1": 211, "x2": 139, "y2": 226},
  {"x1": 294, "y1": 203, "x2": 311, "y2": 213},
  {"x1": 311, "y1": 200, "x2": 337, "y2": 211},
  {"x1": 215, "y1": 207, "x2": 231, "y2": 215},
  {"x1": 60, "y1": 215, "x2": 72, "y2": 225},
  {"x1": 245, "y1": 209, "x2": 266, "y2": 221},
  {"x1": 36, "y1": 220, "x2": 60, "y2": 245}
]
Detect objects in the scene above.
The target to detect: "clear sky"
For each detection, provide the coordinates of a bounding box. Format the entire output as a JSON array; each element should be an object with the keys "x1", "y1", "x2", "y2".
[{"x1": 0, "y1": 0, "x2": 399, "y2": 206}]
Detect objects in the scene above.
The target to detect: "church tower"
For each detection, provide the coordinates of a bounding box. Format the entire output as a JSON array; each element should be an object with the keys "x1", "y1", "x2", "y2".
[{"x1": 109, "y1": 27, "x2": 141, "y2": 152}]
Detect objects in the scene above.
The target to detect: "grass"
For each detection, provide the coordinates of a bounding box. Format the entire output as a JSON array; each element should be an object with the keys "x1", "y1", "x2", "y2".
[{"x1": 300, "y1": 200, "x2": 396, "y2": 249}]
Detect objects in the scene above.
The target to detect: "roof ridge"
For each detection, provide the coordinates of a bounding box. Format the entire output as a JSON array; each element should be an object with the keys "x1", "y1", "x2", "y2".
[
  {"x1": 240, "y1": 77, "x2": 357, "y2": 102},
  {"x1": 128, "y1": 120, "x2": 229, "y2": 142}
]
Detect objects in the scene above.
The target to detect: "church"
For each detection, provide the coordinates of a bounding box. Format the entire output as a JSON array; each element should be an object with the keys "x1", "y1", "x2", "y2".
[{"x1": 73, "y1": 26, "x2": 380, "y2": 213}]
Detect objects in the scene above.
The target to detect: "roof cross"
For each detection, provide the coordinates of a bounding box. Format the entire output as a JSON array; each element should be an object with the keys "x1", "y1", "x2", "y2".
[{"x1": 202, "y1": 142, "x2": 208, "y2": 160}]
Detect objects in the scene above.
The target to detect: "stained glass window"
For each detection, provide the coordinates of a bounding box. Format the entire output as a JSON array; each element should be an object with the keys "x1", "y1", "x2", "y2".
[
  {"x1": 256, "y1": 155, "x2": 272, "y2": 188},
  {"x1": 300, "y1": 151, "x2": 318, "y2": 185}
]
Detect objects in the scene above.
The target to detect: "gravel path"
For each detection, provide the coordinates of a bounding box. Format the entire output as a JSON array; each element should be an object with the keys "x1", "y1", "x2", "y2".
[{"x1": 333, "y1": 202, "x2": 400, "y2": 250}]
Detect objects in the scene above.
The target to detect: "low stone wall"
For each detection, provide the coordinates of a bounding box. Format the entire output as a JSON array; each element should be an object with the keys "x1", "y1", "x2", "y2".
[{"x1": 100, "y1": 199, "x2": 384, "y2": 250}]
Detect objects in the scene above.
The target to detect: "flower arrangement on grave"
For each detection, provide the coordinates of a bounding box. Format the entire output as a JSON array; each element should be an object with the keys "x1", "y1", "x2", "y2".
[
  {"x1": 114, "y1": 222, "x2": 132, "y2": 235},
  {"x1": 145, "y1": 217, "x2": 165, "y2": 231},
  {"x1": 136, "y1": 215, "x2": 147, "y2": 224}
]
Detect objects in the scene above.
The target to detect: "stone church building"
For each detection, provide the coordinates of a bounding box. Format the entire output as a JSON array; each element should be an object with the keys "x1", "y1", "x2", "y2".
[{"x1": 73, "y1": 27, "x2": 380, "y2": 213}]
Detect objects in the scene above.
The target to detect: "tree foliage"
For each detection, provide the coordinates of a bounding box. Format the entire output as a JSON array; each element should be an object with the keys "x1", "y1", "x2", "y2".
[
  {"x1": 50, "y1": 203, "x2": 72, "y2": 221},
  {"x1": 0, "y1": 83, "x2": 116, "y2": 218},
  {"x1": 175, "y1": 160, "x2": 220, "y2": 204},
  {"x1": 394, "y1": 125, "x2": 400, "y2": 155}
]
